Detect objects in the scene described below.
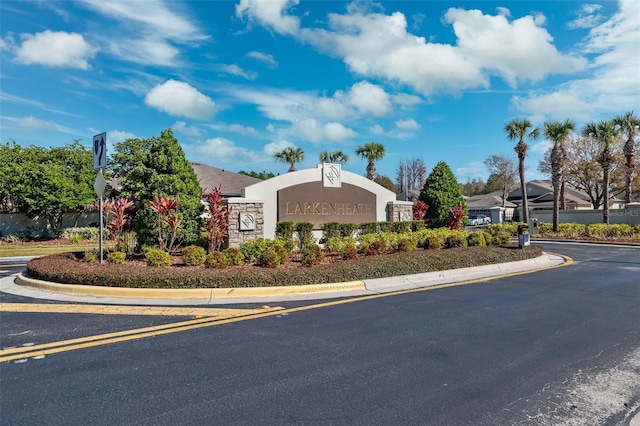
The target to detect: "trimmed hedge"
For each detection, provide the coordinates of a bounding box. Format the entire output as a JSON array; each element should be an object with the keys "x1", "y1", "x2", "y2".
[{"x1": 26, "y1": 245, "x2": 542, "y2": 289}]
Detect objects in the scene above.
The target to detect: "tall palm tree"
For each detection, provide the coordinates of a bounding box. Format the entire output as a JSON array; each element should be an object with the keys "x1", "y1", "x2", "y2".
[
  {"x1": 274, "y1": 147, "x2": 304, "y2": 172},
  {"x1": 582, "y1": 120, "x2": 619, "y2": 224},
  {"x1": 319, "y1": 150, "x2": 349, "y2": 164},
  {"x1": 504, "y1": 119, "x2": 541, "y2": 224},
  {"x1": 544, "y1": 120, "x2": 575, "y2": 232},
  {"x1": 612, "y1": 111, "x2": 640, "y2": 204},
  {"x1": 355, "y1": 142, "x2": 385, "y2": 180}
]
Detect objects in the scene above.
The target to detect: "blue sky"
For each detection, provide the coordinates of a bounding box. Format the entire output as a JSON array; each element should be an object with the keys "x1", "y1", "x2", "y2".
[{"x1": 1, "y1": 0, "x2": 638, "y2": 184}]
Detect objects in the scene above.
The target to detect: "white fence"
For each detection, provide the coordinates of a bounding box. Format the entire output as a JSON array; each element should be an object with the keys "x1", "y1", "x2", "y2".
[
  {"x1": 0, "y1": 211, "x2": 99, "y2": 237},
  {"x1": 525, "y1": 203, "x2": 640, "y2": 226}
]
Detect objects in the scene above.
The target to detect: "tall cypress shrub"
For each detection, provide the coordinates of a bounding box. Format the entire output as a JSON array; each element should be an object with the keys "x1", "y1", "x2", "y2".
[{"x1": 419, "y1": 161, "x2": 465, "y2": 228}]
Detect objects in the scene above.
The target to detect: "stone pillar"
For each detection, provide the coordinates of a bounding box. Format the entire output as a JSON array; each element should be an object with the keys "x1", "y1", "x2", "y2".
[
  {"x1": 387, "y1": 201, "x2": 414, "y2": 222},
  {"x1": 225, "y1": 199, "x2": 264, "y2": 248}
]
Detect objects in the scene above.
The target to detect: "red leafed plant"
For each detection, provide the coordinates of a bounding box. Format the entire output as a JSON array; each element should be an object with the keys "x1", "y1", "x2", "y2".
[
  {"x1": 147, "y1": 194, "x2": 182, "y2": 252},
  {"x1": 202, "y1": 185, "x2": 231, "y2": 253},
  {"x1": 102, "y1": 194, "x2": 135, "y2": 247},
  {"x1": 446, "y1": 203, "x2": 466, "y2": 230},
  {"x1": 412, "y1": 200, "x2": 428, "y2": 221}
]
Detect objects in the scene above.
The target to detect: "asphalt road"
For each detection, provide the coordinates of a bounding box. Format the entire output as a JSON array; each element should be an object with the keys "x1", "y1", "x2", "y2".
[{"x1": 1, "y1": 243, "x2": 639, "y2": 425}]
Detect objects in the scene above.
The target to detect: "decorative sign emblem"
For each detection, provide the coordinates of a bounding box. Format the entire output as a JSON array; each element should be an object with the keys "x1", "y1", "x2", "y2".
[
  {"x1": 239, "y1": 212, "x2": 256, "y2": 231},
  {"x1": 400, "y1": 211, "x2": 411, "y2": 221},
  {"x1": 323, "y1": 163, "x2": 341, "y2": 188}
]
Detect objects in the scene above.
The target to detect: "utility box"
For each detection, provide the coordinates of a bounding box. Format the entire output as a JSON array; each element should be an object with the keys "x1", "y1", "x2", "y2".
[{"x1": 517, "y1": 224, "x2": 530, "y2": 248}]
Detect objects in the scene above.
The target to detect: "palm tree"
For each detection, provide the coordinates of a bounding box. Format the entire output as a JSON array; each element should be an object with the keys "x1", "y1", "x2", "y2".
[
  {"x1": 612, "y1": 111, "x2": 640, "y2": 204},
  {"x1": 582, "y1": 120, "x2": 619, "y2": 224},
  {"x1": 355, "y1": 142, "x2": 385, "y2": 180},
  {"x1": 504, "y1": 119, "x2": 541, "y2": 224},
  {"x1": 544, "y1": 120, "x2": 575, "y2": 232},
  {"x1": 274, "y1": 147, "x2": 304, "y2": 172},
  {"x1": 319, "y1": 150, "x2": 349, "y2": 164}
]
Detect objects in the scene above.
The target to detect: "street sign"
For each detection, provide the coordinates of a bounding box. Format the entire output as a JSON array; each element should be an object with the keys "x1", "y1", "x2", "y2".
[
  {"x1": 93, "y1": 132, "x2": 107, "y2": 170},
  {"x1": 94, "y1": 169, "x2": 107, "y2": 197}
]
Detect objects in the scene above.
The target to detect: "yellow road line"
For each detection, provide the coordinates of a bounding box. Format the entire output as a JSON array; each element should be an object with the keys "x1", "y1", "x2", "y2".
[
  {"x1": 0, "y1": 255, "x2": 573, "y2": 363},
  {"x1": 0, "y1": 303, "x2": 280, "y2": 317}
]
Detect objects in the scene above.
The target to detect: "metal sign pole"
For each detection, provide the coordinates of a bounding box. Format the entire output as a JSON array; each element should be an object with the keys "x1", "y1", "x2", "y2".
[{"x1": 99, "y1": 195, "x2": 104, "y2": 264}]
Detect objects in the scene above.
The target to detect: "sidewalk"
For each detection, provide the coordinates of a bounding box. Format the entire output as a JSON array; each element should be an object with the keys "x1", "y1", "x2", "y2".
[{"x1": 0, "y1": 253, "x2": 567, "y2": 306}]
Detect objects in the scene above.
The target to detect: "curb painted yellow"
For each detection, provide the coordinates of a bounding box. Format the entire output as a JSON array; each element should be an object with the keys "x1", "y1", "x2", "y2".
[{"x1": 15, "y1": 274, "x2": 366, "y2": 299}]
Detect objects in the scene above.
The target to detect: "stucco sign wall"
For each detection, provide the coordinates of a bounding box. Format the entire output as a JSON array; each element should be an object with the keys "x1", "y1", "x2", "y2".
[{"x1": 277, "y1": 181, "x2": 376, "y2": 228}]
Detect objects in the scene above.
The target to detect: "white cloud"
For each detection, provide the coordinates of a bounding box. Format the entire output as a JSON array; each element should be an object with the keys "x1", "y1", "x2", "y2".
[
  {"x1": 345, "y1": 81, "x2": 392, "y2": 116},
  {"x1": 13, "y1": 30, "x2": 97, "y2": 69},
  {"x1": 236, "y1": 0, "x2": 301, "y2": 35},
  {"x1": 442, "y1": 8, "x2": 586, "y2": 87},
  {"x1": 220, "y1": 64, "x2": 257, "y2": 80},
  {"x1": 292, "y1": 118, "x2": 356, "y2": 143},
  {"x1": 567, "y1": 4, "x2": 604, "y2": 29},
  {"x1": 246, "y1": 51, "x2": 278, "y2": 68},
  {"x1": 395, "y1": 118, "x2": 420, "y2": 131},
  {"x1": 392, "y1": 93, "x2": 423, "y2": 108},
  {"x1": 194, "y1": 137, "x2": 253, "y2": 161},
  {"x1": 16, "y1": 116, "x2": 59, "y2": 131},
  {"x1": 531, "y1": 139, "x2": 552, "y2": 155},
  {"x1": 145, "y1": 80, "x2": 215, "y2": 120},
  {"x1": 80, "y1": 0, "x2": 208, "y2": 67},
  {"x1": 208, "y1": 123, "x2": 261, "y2": 137},
  {"x1": 456, "y1": 161, "x2": 486, "y2": 181},
  {"x1": 370, "y1": 124, "x2": 384, "y2": 134},
  {"x1": 263, "y1": 139, "x2": 295, "y2": 156},
  {"x1": 172, "y1": 121, "x2": 201, "y2": 137},
  {"x1": 496, "y1": 7, "x2": 511, "y2": 18},
  {"x1": 107, "y1": 129, "x2": 137, "y2": 144},
  {"x1": 511, "y1": 92, "x2": 593, "y2": 122},
  {"x1": 511, "y1": 1, "x2": 640, "y2": 120}
]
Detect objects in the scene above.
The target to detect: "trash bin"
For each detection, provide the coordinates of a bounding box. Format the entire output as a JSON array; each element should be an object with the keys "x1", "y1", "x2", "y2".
[{"x1": 517, "y1": 224, "x2": 530, "y2": 248}]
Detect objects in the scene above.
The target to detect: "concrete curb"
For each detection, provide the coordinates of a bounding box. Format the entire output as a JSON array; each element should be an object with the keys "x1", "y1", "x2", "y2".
[
  {"x1": 15, "y1": 274, "x2": 366, "y2": 300},
  {"x1": 10, "y1": 253, "x2": 566, "y2": 304}
]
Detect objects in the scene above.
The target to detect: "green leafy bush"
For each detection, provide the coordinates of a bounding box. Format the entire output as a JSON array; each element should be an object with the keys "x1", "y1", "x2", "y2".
[
  {"x1": 146, "y1": 248, "x2": 171, "y2": 267},
  {"x1": 467, "y1": 232, "x2": 486, "y2": 247},
  {"x1": 60, "y1": 227, "x2": 101, "y2": 241},
  {"x1": 482, "y1": 232, "x2": 494, "y2": 246},
  {"x1": 493, "y1": 233, "x2": 512, "y2": 245},
  {"x1": 397, "y1": 238, "x2": 417, "y2": 252},
  {"x1": 444, "y1": 233, "x2": 468, "y2": 248},
  {"x1": 238, "y1": 238, "x2": 272, "y2": 264},
  {"x1": 423, "y1": 235, "x2": 442, "y2": 250},
  {"x1": 83, "y1": 250, "x2": 98, "y2": 262},
  {"x1": 339, "y1": 223, "x2": 358, "y2": 237},
  {"x1": 26, "y1": 246, "x2": 543, "y2": 289},
  {"x1": 223, "y1": 248, "x2": 245, "y2": 265},
  {"x1": 257, "y1": 248, "x2": 281, "y2": 268},
  {"x1": 182, "y1": 245, "x2": 206, "y2": 266},
  {"x1": 275, "y1": 221, "x2": 295, "y2": 240},
  {"x1": 359, "y1": 222, "x2": 379, "y2": 235},
  {"x1": 321, "y1": 222, "x2": 342, "y2": 240},
  {"x1": 205, "y1": 251, "x2": 230, "y2": 269},
  {"x1": 107, "y1": 251, "x2": 126, "y2": 265},
  {"x1": 301, "y1": 243, "x2": 324, "y2": 267}
]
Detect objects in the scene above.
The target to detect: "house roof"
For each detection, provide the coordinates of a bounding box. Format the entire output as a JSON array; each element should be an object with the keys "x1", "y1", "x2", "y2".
[
  {"x1": 466, "y1": 192, "x2": 517, "y2": 209},
  {"x1": 190, "y1": 162, "x2": 262, "y2": 197}
]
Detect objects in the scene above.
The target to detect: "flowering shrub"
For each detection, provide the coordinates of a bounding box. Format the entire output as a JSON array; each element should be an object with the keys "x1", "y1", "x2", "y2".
[
  {"x1": 147, "y1": 195, "x2": 182, "y2": 253},
  {"x1": 202, "y1": 185, "x2": 231, "y2": 253}
]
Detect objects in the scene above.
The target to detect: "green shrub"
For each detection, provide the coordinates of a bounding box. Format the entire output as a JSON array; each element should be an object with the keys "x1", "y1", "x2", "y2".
[
  {"x1": 467, "y1": 232, "x2": 486, "y2": 247},
  {"x1": 487, "y1": 223, "x2": 523, "y2": 237},
  {"x1": 146, "y1": 249, "x2": 171, "y2": 267},
  {"x1": 223, "y1": 248, "x2": 245, "y2": 265},
  {"x1": 493, "y1": 233, "x2": 512, "y2": 245},
  {"x1": 182, "y1": 245, "x2": 206, "y2": 266},
  {"x1": 205, "y1": 251, "x2": 231, "y2": 269},
  {"x1": 482, "y1": 232, "x2": 493, "y2": 246},
  {"x1": 257, "y1": 248, "x2": 281, "y2": 268},
  {"x1": 301, "y1": 243, "x2": 324, "y2": 267},
  {"x1": 343, "y1": 246, "x2": 358, "y2": 260},
  {"x1": 423, "y1": 235, "x2": 442, "y2": 250},
  {"x1": 60, "y1": 227, "x2": 101, "y2": 241},
  {"x1": 107, "y1": 251, "x2": 126, "y2": 265},
  {"x1": 359, "y1": 222, "x2": 379, "y2": 235},
  {"x1": 391, "y1": 221, "x2": 411, "y2": 234},
  {"x1": 275, "y1": 221, "x2": 295, "y2": 240},
  {"x1": 339, "y1": 223, "x2": 358, "y2": 237},
  {"x1": 397, "y1": 238, "x2": 417, "y2": 252},
  {"x1": 410, "y1": 220, "x2": 426, "y2": 232},
  {"x1": 239, "y1": 238, "x2": 272, "y2": 263},
  {"x1": 357, "y1": 233, "x2": 379, "y2": 253},
  {"x1": 83, "y1": 250, "x2": 98, "y2": 262},
  {"x1": 321, "y1": 222, "x2": 342, "y2": 240},
  {"x1": 444, "y1": 233, "x2": 468, "y2": 248}
]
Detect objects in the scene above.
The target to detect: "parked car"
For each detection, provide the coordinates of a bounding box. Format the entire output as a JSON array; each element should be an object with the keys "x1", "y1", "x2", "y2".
[{"x1": 468, "y1": 214, "x2": 491, "y2": 226}]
